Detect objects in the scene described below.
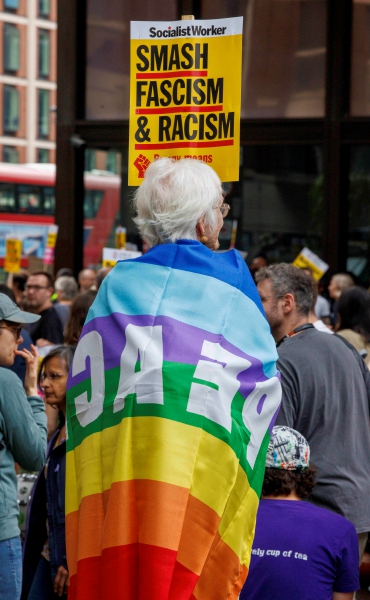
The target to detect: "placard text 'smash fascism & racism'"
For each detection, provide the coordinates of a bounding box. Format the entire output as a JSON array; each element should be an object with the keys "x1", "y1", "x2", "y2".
[{"x1": 129, "y1": 18, "x2": 243, "y2": 185}]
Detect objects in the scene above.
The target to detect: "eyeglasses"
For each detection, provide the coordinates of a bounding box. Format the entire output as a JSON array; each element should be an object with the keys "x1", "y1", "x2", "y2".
[
  {"x1": 259, "y1": 294, "x2": 285, "y2": 302},
  {"x1": 0, "y1": 325, "x2": 22, "y2": 339},
  {"x1": 40, "y1": 372, "x2": 66, "y2": 382},
  {"x1": 213, "y1": 203, "x2": 230, "y2": 218},
  {"x1": 25, "y1": 285, "x2": 49, "y2": 291}
]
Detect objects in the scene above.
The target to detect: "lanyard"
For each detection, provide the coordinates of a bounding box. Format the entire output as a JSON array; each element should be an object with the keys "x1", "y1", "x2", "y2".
[{"x1": 277, "y1": 323, "x2": 315, "y2": 347}]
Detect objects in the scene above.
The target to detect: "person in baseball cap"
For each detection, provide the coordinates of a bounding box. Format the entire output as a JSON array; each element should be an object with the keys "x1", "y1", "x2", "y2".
[
  {"x1": 240, "y1": 425, "x2": 359, "y2": 600},
  {"x1": 0, "y1": 292, "x2": 47, "y2": 600},
  {"x1": 0, "y1": 292, "x2": 40, "y2": 324}
]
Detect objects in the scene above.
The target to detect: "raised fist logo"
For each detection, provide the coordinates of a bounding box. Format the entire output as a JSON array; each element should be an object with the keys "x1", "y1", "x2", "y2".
[{"x1": 134, "y1": 154, "x2": 150, "y2": 178}]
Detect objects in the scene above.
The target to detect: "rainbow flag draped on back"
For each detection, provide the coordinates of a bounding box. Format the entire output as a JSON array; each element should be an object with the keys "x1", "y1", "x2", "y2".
[{"x1": 66, "y1": 240, "x2": 281, "y2": 600}]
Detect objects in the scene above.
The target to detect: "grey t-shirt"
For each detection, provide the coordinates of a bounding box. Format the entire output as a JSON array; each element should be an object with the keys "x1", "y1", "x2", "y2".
[{"x1": 276, "y1": 327, "x2": 370, "y2": 533}]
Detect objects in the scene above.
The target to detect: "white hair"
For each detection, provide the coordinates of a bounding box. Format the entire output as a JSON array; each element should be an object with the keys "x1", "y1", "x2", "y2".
[
  {"x1": 133, "y1": 158, "x2": 222, "y2": 247},
  {"x1": 55, "y1": 276, "x2": 78, "y2": 300}
]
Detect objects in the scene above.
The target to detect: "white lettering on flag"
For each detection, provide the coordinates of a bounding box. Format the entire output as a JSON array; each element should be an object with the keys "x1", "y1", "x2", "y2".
[
  {"x1": 113, "y1": 324, "x2": 164, "y2": 413},
  {"x1": 72, "y1": 331, "x2": 105, "y2": 427},
  {"x1": 242, "y1": 377, "x2": 281, "y2": 468},
  {"x1": 187, "y1": 340, "x2": 251, "y2": 431}
]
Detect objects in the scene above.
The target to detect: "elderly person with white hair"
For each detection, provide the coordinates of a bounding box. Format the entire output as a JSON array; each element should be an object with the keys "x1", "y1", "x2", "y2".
[
  {"x1": 54, "y1": 275, "x2": 79, "y2": 329},
  {"x1": 65, "y1": 158, "x2": 280, "y2": 600},
  {"x1": 133, "y1": 156, "x2": 228, "y2": 249}
]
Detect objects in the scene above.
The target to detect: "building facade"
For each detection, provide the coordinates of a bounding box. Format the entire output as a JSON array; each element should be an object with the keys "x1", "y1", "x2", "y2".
[
  {"x1": 56, "y1": 0, "x2": 370, "y2": 283},
  {"x1": 0, "y1": 0, "x2": 57, "y2": 164}
]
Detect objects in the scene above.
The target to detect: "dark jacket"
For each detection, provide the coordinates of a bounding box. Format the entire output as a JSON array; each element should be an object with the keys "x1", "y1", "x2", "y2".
[{"x1": 22, "y1": 428, "x2": 66, "y2": 599}]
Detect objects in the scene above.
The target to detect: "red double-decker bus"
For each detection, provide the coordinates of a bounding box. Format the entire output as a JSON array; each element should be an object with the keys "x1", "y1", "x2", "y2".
[{"x1": 0, "y1": 163, "x2": 120, "y2": 268}]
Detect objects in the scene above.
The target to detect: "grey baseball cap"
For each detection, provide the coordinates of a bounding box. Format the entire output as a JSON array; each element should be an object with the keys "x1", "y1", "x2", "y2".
[{"x1": 0, "y1": 293, "x2": 40, "y2": 324}]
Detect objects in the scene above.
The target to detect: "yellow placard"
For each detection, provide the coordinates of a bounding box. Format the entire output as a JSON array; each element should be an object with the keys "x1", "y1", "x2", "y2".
[
  {"x1": 4, "y1": 238, "x2": 22, "y2": 273},
  {"x1": 129, "y1": 18, "x2": 243, "y2": 185},
  {"x1": 102, "y1": 248, "x2": 142, "y2": 267},
  {"x1": 115, "y1": 227, "x2": 127, "y2": 249},
  {"x1": 46, "y1": 232, "x2": 57, "y2": 248},
  {"x1": 43, "y1": 225, "x2": 59, "y2": 265},
  {"x1": 292, "y1": 247, "x2": 329, "y2": 281},
  {"x1": 102, "y1": 259, "x2": 117, "y2": 268}
]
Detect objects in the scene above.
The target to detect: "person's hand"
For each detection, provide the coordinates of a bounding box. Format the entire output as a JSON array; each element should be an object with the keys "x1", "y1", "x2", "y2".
[
  {"x1": 16, "y1": 345, "x2": 39, "y2": 396},
  {"x1": 54, "y1": 565, "x2": 69, "y2": 596},
  {"x1": 36, "y1": 338, "x2": 53, "y2": 348}
]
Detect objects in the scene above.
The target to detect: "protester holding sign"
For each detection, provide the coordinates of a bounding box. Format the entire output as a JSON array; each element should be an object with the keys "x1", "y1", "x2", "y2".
[{"x1": 66, "y1": 158, "x2": 281, "y2": 600}]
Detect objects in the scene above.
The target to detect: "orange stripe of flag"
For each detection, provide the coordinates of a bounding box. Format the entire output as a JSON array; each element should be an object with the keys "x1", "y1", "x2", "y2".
[
  {"x1": 67, "y1": 479, "x2": 222, "y2": 578},
  {"x1": 192, "y1": 532, "x2": 248, "y2": 600}
]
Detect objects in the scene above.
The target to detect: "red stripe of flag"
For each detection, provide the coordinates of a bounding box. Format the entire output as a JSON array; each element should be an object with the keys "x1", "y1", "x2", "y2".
[{"x1": 68, "y1": 543, "x2": 199, "y2": 600}]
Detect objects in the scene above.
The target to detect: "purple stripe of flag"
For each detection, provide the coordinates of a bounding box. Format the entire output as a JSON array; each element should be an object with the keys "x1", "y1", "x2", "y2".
[{"x1": 68, "y1": 313, "x2": 272, "y2": 401}]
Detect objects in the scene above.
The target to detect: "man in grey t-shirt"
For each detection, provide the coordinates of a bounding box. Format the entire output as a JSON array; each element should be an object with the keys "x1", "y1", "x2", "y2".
[{"x1": 256, "y1": 263, "x2": 370, "y2": 556}]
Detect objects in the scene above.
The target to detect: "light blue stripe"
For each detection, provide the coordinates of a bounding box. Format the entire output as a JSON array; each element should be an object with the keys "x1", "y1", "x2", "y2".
[{"x1": 87, "y1": 261, "x2": 278, "y2": 378}]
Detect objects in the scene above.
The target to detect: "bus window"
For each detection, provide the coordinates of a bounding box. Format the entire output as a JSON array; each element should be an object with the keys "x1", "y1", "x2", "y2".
[
  {"x1": 84, "y1": 189, "x2": 104, "y2": 219},
  {"x1": 18, "y1": 185, "x2": 42, "y2": 214},
  {"x1": 0, "y1": 182, "x2": 16, "y2": 212},
  {"x1": 43, "y1": 186, "x2": 55, "y2": 214}
]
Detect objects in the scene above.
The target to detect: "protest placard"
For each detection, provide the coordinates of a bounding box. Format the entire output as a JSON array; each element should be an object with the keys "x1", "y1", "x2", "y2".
[
  {"x1": 102, "y1": 247, "x2": 142, "y2": 267},
  {"x1": 129, "y1": 17, "x2": 243, "y2": 185},
  {"x1": 4, "y1": 238, "x2": 22, "y2": 273},
  {"x1": 115, "y1": 227, "x2": 127, "y2": 249},
  {"x1": 43, "y1": 225, "x2": 58, "y2": 265},
  {"x1": 292, "y1": 247, "x2": 329, "y2": 281}
]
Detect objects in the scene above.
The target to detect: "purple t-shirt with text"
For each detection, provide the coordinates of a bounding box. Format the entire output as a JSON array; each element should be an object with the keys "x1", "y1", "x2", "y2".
[{"x1": 241, "y1": 499, "x2": 359, "y2": 600}]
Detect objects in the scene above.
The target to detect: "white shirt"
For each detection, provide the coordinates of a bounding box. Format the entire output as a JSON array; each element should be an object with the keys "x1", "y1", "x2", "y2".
[{"x1": 313, "y1": 319, "x2": 333, "y2": 334}]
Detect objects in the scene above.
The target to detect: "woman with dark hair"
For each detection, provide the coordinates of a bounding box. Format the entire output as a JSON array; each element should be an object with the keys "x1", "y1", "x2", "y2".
[
  {"x1": 63, "y1": 289, "x2": 97, "y2": 347},
  {"x1": 336, "y1": 286, "x2": 370, "y2": 361},
  {"x1": 240, "y1": 426, "x2": 359, "y2": 600},
  {"x1": 22, "y1": 346, "x2": 75, "y2": 600}
]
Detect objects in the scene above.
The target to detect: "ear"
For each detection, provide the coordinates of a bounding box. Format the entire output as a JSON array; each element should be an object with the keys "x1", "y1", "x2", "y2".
[
  {"x1": 281, "y1": 293, "x2": 295, "y2": 315},
  {"x1": 196, "y1": 219, "x2": 205, "y2": 240}
]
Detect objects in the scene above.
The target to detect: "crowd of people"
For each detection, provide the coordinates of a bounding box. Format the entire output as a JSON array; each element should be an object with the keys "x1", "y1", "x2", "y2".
[{"x1": 0, "y1": 157, "x2": 369, "y2": 599}]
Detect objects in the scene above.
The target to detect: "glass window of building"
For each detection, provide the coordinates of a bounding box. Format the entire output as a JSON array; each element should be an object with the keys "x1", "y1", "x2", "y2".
[
  {"x1": 351, "y1": 1, "x2": 370, "y2": 115},
  {"x1": 201, "y1": 0, "x2": 326, "y2": 118},
  {"x1": 85, "y1": 148, "x2": 95, "y2": 171},
  {"x1": 0, "y1": 183, "x2": 16, "y2": 211},
  {"x1": 38, "y1": 30, "x2": 50, "y2": 78},
  {"x1": 38, "y1": 89, "x2": 50, "y2": 138},
  {"x1": 39, "y1": 0, "x2": 50, "y2": 17},
  {"x1": 86, "y1": 0, "x2": 177, "y2": 120},
  {"x1": 106, "y1": 151, "x2": 117, "y2": 174},
  {"x1": 232, "y1": 145, "x2": 324, "y2": 260},
  {"x1": 83, "y1": 148, "x2": 125, "y2": 268},
  {"x1": 84, "y1": 189, "x2": 104, "y2": 219},
  {"x1": 37, "y1": 148, "x2": 49, "y2": 162},
  {"x1": 3, "y1": 145, "x2": 18, "y2": 163},
  {"x1": 347, "y1": 147, "x2": 370, "y2": 283},
  {"x1": 4, "y1": 0, "x2": 19, "y2": 10},
  {"x1": 4, "y1": 23, "x2": 20, "y2": 73},
  {"x1": 3, "y1": 85, "x2": 19, "y2": 133}
]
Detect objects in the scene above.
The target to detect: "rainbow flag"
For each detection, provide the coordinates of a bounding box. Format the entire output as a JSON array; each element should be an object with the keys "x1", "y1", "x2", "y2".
[{"x1": 66, "y1": 240, "x2": 281, "y2": 600}]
